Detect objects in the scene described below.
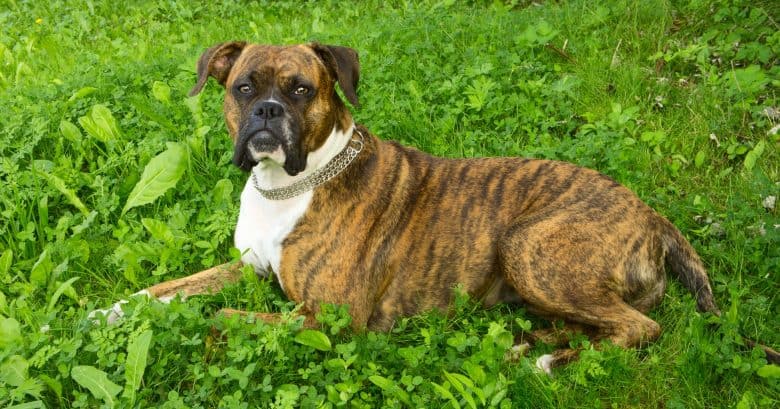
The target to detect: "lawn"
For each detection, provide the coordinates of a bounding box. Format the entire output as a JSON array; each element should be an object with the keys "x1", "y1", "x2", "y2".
[{"x1": 1, "y1": 0, "x2": 778, "y2": 407}]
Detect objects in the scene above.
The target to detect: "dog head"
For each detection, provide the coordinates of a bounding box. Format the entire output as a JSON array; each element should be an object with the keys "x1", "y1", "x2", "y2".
[{"x1": 189, "y1": 42, "x2": 359, "y2": 175}]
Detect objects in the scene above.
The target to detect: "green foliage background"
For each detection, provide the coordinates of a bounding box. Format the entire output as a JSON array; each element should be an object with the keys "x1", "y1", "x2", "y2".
[{"x1": 0, "y1": 0, "x2": 778, "y2": 407}]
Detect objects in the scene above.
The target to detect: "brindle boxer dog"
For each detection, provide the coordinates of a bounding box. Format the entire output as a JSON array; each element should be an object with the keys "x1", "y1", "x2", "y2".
[{"x1": 94, "y1": 42, "x2": 779, "y2": 373}]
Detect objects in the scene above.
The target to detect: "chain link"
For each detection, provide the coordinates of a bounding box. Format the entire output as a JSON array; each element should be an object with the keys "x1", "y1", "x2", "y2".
[{"x1": 251, "y1": 128, "x2": 365, "y2": 200}]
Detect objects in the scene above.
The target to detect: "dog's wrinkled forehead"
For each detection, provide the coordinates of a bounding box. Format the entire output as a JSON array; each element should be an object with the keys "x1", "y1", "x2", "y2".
[{"x1": 227, "y1": 44, "x2": 328, "y2": 88}]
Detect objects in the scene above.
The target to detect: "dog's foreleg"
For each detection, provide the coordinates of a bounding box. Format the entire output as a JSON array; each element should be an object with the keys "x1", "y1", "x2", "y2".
[{"x1": 89, "y1": 262, "x2": 243, "y2": 324}]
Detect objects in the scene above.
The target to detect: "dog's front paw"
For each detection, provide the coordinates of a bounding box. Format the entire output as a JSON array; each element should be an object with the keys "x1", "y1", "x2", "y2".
[
  {"x1": 88, "y1": 299, "x2": 129, "y2": 324},
  {"x1": 88, "y1": 290, "x2": 152, "y2": 324},
  {"x1": 504, "y1": 342, "x2": 531, "y2": 362},
  {"x1": 534, "y1": 354, "x2": 555, "y2": 376}
]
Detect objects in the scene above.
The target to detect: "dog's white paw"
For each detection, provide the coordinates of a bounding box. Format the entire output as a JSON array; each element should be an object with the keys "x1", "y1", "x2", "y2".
[
  {"x1": 88, "y1": 290, "x2": 153, "y2": 325},
  {"x1": 535, "y1": 354, "x2": 554, "y2": 376},
  {"x1": 504, "y1": 342, "x2": 531, "y2": 362},
  {"x1": 88, "y1": 299, "x2": 129, "y2": 324}
]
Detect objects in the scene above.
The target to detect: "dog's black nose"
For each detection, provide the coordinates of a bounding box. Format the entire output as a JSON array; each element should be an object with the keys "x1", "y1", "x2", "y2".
[{"x1": 253, "y1": 101, "x2": 284, "y2": 120}]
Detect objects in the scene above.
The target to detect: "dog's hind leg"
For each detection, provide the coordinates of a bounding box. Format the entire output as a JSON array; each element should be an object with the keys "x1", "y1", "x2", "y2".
[
  {"x1": 509, "y1": 281, "x2": 661, "y2": 373},
  {"x1": 533, "y1": 302, "x2": 661, "y2": 373},
  {"x1": 498, "y1": 213, "x2": 663, "y2": 373},
  {"x1": 521, "y1": 322, "x2": 593, "y2": 347},
  {"x1": 508, "y1": 321, "x2": 593, "y2": 363}
]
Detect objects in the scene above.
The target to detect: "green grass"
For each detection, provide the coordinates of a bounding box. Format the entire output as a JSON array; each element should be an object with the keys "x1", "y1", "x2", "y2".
[{"x1": 1, "y1": 0, "x2": 779, "y2": 407}]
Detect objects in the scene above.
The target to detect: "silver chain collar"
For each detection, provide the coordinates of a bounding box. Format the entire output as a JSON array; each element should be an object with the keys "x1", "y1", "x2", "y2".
[{"x1": 251, "y1": 128, "x2": 365, "y2": 200}]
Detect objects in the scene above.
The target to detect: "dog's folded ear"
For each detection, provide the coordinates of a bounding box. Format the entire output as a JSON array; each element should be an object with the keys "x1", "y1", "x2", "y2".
[
  {"x1": 189, "y1": 41, "x2": 247, "y2": 96},
  {"x1": 310, "y1": 43, "x2": 360, "y2": 108}
]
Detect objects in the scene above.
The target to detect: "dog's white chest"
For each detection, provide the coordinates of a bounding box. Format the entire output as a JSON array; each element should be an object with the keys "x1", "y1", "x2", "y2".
[
  {"x1": 234, "y1": 178, "x2": 312, "y2": 290},
  {"x1": 233, "y1": 124, "x2": 352, "y2": 290}
]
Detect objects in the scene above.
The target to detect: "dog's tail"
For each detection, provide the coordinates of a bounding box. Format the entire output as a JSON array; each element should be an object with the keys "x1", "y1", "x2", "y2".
[
  {"x1": 663, "y1": 220, "x2": 780, "y2": 364},
  {"x1": 662, "y1": 221, "x2": 720, "y2": 315}
]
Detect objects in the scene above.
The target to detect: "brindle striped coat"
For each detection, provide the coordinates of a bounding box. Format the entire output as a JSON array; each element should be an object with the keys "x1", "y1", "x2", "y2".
[{"x1": 105, "y1": 42, "x2": 778, "y2": 371}]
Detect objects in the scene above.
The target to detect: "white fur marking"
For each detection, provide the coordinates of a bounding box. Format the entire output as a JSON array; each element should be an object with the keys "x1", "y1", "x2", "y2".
[
  {"x1": 504, "y1": 342, "x2": 530, "y2": 362},
  {"x1": 535, "y1": 354, "x2": 555, "y2": 375},
  {"x1": 281, "y1": 121, "x2": 294, "y2": 144},
  {"x1": 133, "y1": 289, "x2": 152, "y2": 298},
  {"x1": 88, "y1": 290, "x2": 153, "y2": 324},
  {"x1": 235, "y1": 124, "x2": 354, "y2": 289},
  {"x1": 249, "y1": 145, "x2": 286, "y2": 164}
]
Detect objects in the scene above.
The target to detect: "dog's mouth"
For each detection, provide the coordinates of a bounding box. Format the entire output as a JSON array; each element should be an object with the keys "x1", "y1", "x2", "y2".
[
  {"x1": 248, "y1": 130, "x2": 281, "y2": 154},
  {"x1": 234, "y1": 129, "x2": 278, "y2": 171},
  {"x1": 233, "y1": 129, "x2": 306, "y2": 176}
]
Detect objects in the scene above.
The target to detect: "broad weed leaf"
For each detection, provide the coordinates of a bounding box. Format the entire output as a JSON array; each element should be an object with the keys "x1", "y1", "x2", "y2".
[
  {"x1": 5, "y1": 400, "x2": 45, "y2": 408},
  {"x1": 736, "y1": 391, "x2": 754, "y2": 409},
  {"x1": 184, "y1": 94, "x2": 203, "y2": 128},
  {"x1": 0, "y1": 317, "x2": 22, "y2": 349},
  {"x1": 756, "y1": 364, "x2": 780, "y2": 379},
  {"x1": 444, "y1": 371, "x2": 480, "y2": 408},
  {"x1": 462, "y1": 361, "x2": 486, "y2": 386},
  {"x1": 294, "y1": 329, "x2": 332, "y2": 351},
  {"x1": 743, "y1": 140, "x2": 765, "y2": 171},
  {"x1": 67, "y1": 86, "x2": 97, "y2": 103},
  {"x1": 195, "y1": 125, "x2": 210, "y2": 138},
  {"x1": 0, "y1": 248, "x2": 12, "y2": 276},
  {"x1": 368, "y1": 375, "x2": 411, "y2": 405},
  {"x1": 122, "y1": 142, "x2": 187, "y2": 216},
  {"x1": 151, "y1": 81, "x2": 171, "y2": 104},
  {"x1": 694, "y1": 150, "x2": 706, "y2": 168},
  {"x1": 39, "y1": 373, "x2": 63, "y2": 399},
  {"x1": 15, "y1": 61, "x2": 32, "y2": 83},
  {"x1": 90, "y1": 104, "x2": 121, "y2": 140},
  {"x1": 487, "y1": 322, "x2": 513, "y2": 349},
  {"x1": 70, "y1": 365, "x2": 122, "y2": 406},
  {"x1": 0, "y1": 354, "x2": 28, "y2": 386},
  {"x1": 123, "y1": 329, "x2": 153, "y2": 401},
  {"x1": 46, "y1": 277, "x2": 79, "y2": 313},
  {"x1": 78, "y1": 113, "x2": 101, "y2": 141},
  {"x1": 141, "y1": 218, "x2": 175, "y2": 245},
  {"x1": 368, "y1": 375, "x2": 393, "y2": 390},
  {"x1": 212, "y1": 179, "x2": 233, "y2": 207},
  {"x1": 431, "y1": 381, "x2": 461, "y2": 409},
  {"x1": 79, "y1": 104, "x2": 120, "y2": 143},
  {"x1": 30, "y1": 249, "x2": 52, "y2": 288},
  {"x1": 59, "y1": 120, "x2": 82, "y2": 144},
  {"x1": 38, "y1": 171, "x2": 90, "y2": 215}
]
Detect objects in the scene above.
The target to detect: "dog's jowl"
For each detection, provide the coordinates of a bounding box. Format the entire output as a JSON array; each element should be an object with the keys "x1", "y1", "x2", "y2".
[{"x1": 94, "y1": 42, "x2": 779, "y2": 372}]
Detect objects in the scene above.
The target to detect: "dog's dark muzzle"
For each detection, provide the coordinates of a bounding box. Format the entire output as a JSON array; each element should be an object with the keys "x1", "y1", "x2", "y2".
[
  {"x1": 233, "y1": 101, "x2": 288, "y2": 171},
  {"x1": 232, "y1": 100, "x2": 307, "y2": 175},
  {"x1": 248, "y1": 131, "x2": 281, "y2": 153},
  {"x1": 232, "y1": 130, "x2": 278, "y2": 171}
]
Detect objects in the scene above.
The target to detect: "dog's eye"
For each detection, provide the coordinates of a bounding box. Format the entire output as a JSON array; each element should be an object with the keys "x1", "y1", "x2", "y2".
[
  {"x1": 238, "y1": 84, "x2": 252, "y2": 94},
  {"x1": 293, "y1": 86, "x2": 309, "y2": 96}
]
